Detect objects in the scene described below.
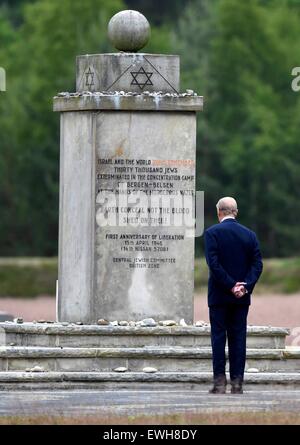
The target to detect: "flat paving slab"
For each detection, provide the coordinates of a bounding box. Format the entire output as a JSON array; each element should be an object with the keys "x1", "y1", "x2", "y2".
[{"x1": 0, "y1": 389, "x2": 300, "y2": 417}]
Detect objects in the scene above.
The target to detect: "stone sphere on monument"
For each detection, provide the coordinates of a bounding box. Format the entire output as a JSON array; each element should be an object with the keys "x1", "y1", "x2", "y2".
[{"x1": 108, "y1": 10, "x2": 151, "y2": 52}]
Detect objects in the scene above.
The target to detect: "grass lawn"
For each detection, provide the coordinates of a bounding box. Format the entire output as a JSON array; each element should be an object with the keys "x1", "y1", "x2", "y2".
[
  {"x1": 195, "y1": 257, "x2": 300, "y2": 294},
  {"x1": 0, "y1": 411, "x2": 300, "y2": 425},
  {"x1": 1, "y1": 257, "x2": 300, "y2": 297}
]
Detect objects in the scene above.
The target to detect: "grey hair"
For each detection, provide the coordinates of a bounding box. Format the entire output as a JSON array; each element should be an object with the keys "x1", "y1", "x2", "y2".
[{"x1": 216, "y1": 197, "x2": 238, "y2": 217}]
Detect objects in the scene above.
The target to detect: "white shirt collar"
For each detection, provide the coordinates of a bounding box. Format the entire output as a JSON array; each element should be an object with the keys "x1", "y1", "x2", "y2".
[{"x1": 220, "y1": 216, "x2": 236, "y2": 223}]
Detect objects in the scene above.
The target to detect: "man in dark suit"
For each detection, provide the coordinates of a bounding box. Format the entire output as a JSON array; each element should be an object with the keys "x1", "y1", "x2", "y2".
[{"x1": 204, "y1": 197, "x2": 263, "y2": 394}]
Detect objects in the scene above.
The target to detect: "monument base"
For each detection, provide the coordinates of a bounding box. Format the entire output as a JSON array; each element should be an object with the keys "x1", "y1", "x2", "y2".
[{"x1": 0, "y1": 322, "x2": 299, "y2": 389}]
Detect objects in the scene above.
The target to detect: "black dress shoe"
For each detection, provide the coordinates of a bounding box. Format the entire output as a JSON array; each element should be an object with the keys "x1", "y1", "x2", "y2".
[
  {"x1": 209, "y1": 375, "x2": 227, "y2": 394},
  {"x1": 209, "y1": 385, "x2": 226, "y2": 394},
  {"x1": 231, "y1": 385, "x2": 243, "y2": 394},
  {"x1": 231, "y1": 378, "x2": 243, "y2": 394}
]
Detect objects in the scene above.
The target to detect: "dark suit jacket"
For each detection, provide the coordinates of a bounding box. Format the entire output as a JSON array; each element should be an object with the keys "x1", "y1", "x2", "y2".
[{"x1": 204, "y1": 218, "x2": 263, "y2": 306}]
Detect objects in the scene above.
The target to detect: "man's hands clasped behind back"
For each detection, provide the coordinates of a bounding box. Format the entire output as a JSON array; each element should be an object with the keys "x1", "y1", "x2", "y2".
[{"x1": 231, "y1": 282, "x2": 248, "y2": 298}]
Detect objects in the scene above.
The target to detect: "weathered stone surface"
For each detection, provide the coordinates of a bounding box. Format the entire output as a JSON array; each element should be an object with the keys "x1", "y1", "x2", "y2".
[
  {"x1": 0, "y1": 322, "x2": 290, "y2": 336},
  {"x1": 108, "y1": 10, "x2": 150, "y2": 52},
  {"x1": 1, "y1": 344, "x2": 299, "y2": 373},
  {"x1": 1, "y1": 371, "x2": 300, "y2": 387},
  {"x1": 1, "y1": 322, "x2": 293, "y2": 382},
  {"x1": 0, "y1": 333, "x2": 288, "y2": 349},
  {"x1": 97, "y1": 112, "x2": 196, "y2": 323},
  {"x1": 76, "y1": 53, "x2": 180, "y2": 94},
  {"x1": 0, "y1": 345, "x2": 296, "y2": 359},
  {"x1": 0, "y1": 322, "x2": 290, "y2": 350},
  {"x1": 57, "y1": 112, "x2": 95, "y2": 324},
  {"x1": 57, "y1": 110, "x2": 197, "y2": 323},
  {"x1": 53, "y1": 94, "x2": 203, "y2": 112}
]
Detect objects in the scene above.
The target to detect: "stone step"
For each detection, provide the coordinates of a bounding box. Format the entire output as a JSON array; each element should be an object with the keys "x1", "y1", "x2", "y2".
[
  {"x1": 0, "y1": 322, "x2": 289, "y2": 349},
  {"x1": 0, "y1": 371, "x2": 299, "y2": 390},
  {"x1": 0, "y1": 346, "x2": 299, "y2": 373}
]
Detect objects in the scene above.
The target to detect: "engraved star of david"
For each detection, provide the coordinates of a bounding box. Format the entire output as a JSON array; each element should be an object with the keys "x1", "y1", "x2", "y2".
[
  {"x1": 85, "y1": 67, "x2": 95, "y2": 89},
  {"x1": 130, "y1": 66, "x2": 153, "y2": 90}
]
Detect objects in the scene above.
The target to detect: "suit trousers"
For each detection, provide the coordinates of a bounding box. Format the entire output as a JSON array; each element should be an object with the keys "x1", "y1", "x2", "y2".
[{"x1": 209, "y1": 304, "x2": 249, "y2": 381}]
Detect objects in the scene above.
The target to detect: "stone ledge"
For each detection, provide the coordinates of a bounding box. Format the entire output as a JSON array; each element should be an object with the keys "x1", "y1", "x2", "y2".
[
  {"x1": 0, "y1": 322, "x2": 290, "y2": 337},
  {"x1": 0, "y1": 346, "x2": 298, "y2": 359},
  {"x1": 53, "y1": 93, "x2": 203, "y2": 112},
  {"x1": 0, "y1": 371, "x2": 300, "y2": 384}
]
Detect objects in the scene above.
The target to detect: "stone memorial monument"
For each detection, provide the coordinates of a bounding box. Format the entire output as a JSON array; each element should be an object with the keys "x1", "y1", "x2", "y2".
[
  {"x1": 0, "y1": 10, "x2": 297, "y2": 392},
  {"x1": 54, "y1": 10, "x2": 203, "y2": 324}
]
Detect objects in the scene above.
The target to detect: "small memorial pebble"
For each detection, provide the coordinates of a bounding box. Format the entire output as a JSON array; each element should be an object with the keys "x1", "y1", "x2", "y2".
[
  {"x1": 160, "y1": 320, "x2": 177, "y2": 326},
  {"x1": 30, "y1": 366, "x2": 45, "y2": 372},
  {"x1": 138, "y1": 318, "x2": 157, "y2": 327},
  {"x1": 113, "y1": 367, "x2": 128, "y2": 373},
  {"x1": 97, "y1": 319, "x2": 109, "y2": 325},
  {"x1": 142, "y1": 367, "x2": 158, "y2": 373}
]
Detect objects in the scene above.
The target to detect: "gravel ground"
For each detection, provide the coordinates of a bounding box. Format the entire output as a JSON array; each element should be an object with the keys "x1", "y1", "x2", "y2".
[
  {"x1": 0, "y1": 293, "x2": 299, "y2": 344},
  {"x1": 0, "y1": 296, "x2": 56, "y2": 322},
  {"x1": 1, "y1": 389, "x2": 300, "y2": 419}
]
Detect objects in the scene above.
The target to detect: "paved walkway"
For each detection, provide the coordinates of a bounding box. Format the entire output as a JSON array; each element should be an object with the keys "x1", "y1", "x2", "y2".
[{"x1": 0, "y1": 389, "x2": 300, "y2": 417}]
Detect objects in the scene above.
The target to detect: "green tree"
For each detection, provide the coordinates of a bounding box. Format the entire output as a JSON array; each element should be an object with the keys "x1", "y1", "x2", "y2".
[
  {"x1": 173, "y1": 0, "x2": 224, "y2": 255},
  {"x1": 0, "y1": 0, "x2": 123, "y2": 255},
  {"x1": 174, "y1": 0, "x2": 300, "y2": 257},
  {"x1": 210, "y1": 0, "x2": 300, "y2": 256},
  {"x1": 125, "y1": 0, "x2": 188, "y2": 25}
]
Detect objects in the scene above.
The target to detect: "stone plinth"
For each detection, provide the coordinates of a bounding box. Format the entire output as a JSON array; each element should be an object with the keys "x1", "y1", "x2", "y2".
[
  {"x1": 54, "y1": 93, "x2": 201, "y2": 323},
  {"x1": 53, "y1": 93, "x2": 203, "y2": 112},
  {"x1": 0, "y1": 323, "x2": 290, "y2": 349},
  {"x1": 1, "y1": 322, "x2": 299, "y2": 389},
  {"x1": 76, "y1": 53, "x2": 179, "y2": 93}
]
